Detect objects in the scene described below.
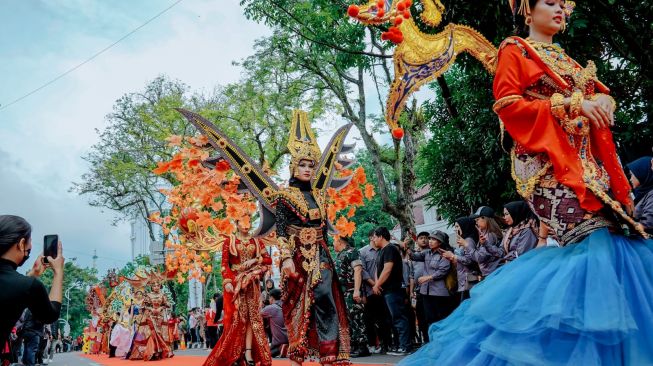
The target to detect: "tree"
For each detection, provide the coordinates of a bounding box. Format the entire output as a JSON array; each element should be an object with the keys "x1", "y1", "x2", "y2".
[
  {"x1": 240, "y1": 0, "x2": 428, "y2": 235},
  {"x1": 40, "y1": 261, "x2": 98, "y2": 337}
]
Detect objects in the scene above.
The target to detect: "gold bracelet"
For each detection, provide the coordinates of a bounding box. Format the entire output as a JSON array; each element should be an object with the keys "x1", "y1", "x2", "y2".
[
  {"x1": 569, "y1": 91, "x2": 583, "y2": 119},
  {"x1": 550, "y1": 93, "x2": 567, "y2": 120}
]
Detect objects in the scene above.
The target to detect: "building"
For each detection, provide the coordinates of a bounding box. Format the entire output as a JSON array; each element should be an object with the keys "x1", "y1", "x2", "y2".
[
  {"x1": 392, "y1": 185, "x2": 454, "y2": 244},
  {"x1": 130, "y1": 215, "x2": 164, "y2": 263}
]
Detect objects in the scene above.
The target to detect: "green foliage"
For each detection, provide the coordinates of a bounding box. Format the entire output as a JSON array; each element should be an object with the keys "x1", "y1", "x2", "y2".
[
  {"x1": 417, "y1": 64, "x2": 517, "y2": 221},
  {"x1": 39, "y1": 261, "x2": 98, "y2": 338}
]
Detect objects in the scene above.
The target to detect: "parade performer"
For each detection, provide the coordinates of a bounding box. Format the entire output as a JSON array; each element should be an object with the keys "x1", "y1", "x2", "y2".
[
  {"x1": 203, "y1": 221, "x2": 273, "y2": 366},
  {"x1": 177, "y1": 108, "x2": 355, "y2": 366},
  {"x1": 399, "y1": 1, "x2": 653, "y2": 365},
  {"x1": 127, "y1": 273, "x2": 174, "y2": 361}
]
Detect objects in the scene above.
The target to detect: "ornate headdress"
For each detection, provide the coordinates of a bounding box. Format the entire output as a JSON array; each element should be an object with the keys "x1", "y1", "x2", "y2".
[
  {"x1": 287, "y1": 110, "x2": 322, "y2": 177},
  {"x1": 508, "y1": 0, "x2": 576, "y2": 18}
]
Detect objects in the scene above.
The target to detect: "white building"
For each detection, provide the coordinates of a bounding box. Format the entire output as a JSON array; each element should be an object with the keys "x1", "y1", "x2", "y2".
[
  {"x1": 130, "y1": 215, "x2": 164, "y2": 263},
  {"x1": 392, "y1": 186, "x2": 454, "y2": 244}
]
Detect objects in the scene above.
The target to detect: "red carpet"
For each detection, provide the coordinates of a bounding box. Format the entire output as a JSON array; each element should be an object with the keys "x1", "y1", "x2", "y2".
[{"x1": 81, "y1": 354, "x2": 392, "y2": 365}]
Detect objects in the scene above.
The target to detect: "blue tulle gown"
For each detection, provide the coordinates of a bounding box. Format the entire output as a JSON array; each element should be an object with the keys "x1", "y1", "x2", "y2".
[{"x1": 399, "y1": 228, "x2": 653, "y2": 365}]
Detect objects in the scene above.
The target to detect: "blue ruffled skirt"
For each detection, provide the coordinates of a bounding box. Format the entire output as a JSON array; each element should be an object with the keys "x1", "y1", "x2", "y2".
[{"x1": 399, "y1": 229, "x2": 653, "y2": 365}]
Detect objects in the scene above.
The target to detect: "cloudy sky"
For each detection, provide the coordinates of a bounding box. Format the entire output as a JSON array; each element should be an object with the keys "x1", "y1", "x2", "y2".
[{"x1": 0, "y1": 0, "x2": 272, "y2": 275}]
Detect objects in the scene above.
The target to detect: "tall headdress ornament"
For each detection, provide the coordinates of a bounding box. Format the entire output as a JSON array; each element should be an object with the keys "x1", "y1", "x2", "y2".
[{"x1": 287, "y1": 110, "x2": 322, "y2": 176}]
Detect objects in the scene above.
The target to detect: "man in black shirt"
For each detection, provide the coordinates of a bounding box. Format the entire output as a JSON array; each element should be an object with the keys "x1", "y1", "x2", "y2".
[
  {"x1": 372, "y1": 226, "x2": 411, "y2": 355},
  {"x1": 0, "y1": 215, "x2": 64, "y2": 354}
]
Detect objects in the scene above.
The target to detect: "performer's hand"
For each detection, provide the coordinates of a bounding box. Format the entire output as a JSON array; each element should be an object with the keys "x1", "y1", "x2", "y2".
[
  {"x1": 281, "y1": 258, "x2": 296, "y2": 276},
  {"x1": 224, "y1": 283, "x2": 234, "y2": 293},
  {"x1": 595, "y1": 94, "x2": 616, "y2": 126},
  {"x1": 244, "y1": 259, "x2": 257, "y2": 268},
  {"x1": 582, "y1": 99, "x2": 611, "y2": 129}
]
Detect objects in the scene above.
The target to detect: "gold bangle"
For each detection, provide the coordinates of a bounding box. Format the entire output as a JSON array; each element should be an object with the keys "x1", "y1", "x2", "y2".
[
  {"x1": 550, "y1": 93, "x2": 567, "y2": 120},
  {"x1": 569, "y1": 91, "x2": 583, "y2": 119}
]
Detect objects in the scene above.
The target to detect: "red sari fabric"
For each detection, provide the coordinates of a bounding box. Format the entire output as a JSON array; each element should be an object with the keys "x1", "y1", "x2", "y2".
[
  {"x1": 493, "y1": 37, "x2": 632, "y2": 212},
  {"x1": 203, "y1": 236, "x2": 272, "y2": 366}
]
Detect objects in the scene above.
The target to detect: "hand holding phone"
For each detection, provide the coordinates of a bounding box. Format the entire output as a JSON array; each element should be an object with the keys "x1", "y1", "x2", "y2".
[{"x1": 43, "y1": 235, "x2": 58, "y2": 264}]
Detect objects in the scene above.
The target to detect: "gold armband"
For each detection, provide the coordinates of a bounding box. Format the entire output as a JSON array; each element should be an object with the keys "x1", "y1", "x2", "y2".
[
  {"x1": 569, "y1": 91, "x2": 583, "y2": 119},
  {"x1": 550, "y1": 93, "x2": 567, "y2": 120}
]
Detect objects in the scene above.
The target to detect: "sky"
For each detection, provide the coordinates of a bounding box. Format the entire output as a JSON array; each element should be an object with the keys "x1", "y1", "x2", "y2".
[{"x1": 0, "y1": 0, "x2": 272, "y2": 275}]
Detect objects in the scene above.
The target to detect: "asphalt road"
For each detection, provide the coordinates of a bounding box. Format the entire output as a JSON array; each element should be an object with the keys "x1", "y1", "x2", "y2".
[{"x1": 42, "y1": 349, "x2": 405, "y2": 365}]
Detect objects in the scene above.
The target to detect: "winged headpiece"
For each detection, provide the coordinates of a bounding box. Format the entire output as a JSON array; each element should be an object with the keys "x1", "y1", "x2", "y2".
[{"x1": 176, "y1": 108, "x2": 356, "y2": 237}]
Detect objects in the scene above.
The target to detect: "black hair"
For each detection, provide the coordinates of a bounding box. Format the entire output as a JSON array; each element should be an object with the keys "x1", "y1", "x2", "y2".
[
  {"x1": 269, "y1": 288, "x2": 282, "y2": 301},
  {"x1": 373, "y1": 227, "x2": 391, "y2": 241},
  {"x1": 513, "y1": 0, "x2": 539, "y2": 38},
  {"x1": 417, "y1": 231, "x2": 430, "y2": 238},
  {"x1": 0, "y1": 215, "x2": 32, "y2": 256},
  {"x1": 367, "y1": 229, "x2": 375, "y2": 238}
]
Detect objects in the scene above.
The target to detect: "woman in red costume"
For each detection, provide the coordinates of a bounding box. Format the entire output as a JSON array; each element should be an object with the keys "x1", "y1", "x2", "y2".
[
  {"x1": 400, "y1": 1, "x2": 653, "y2": 365},
  {"x1": 203, "y1": 221, "x2": 272, "y2": 366}
]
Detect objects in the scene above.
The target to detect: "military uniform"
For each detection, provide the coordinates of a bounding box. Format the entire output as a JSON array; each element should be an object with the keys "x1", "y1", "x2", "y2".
[{"x1": 335, "y1": 247, "x2": 367, "y2": 355}]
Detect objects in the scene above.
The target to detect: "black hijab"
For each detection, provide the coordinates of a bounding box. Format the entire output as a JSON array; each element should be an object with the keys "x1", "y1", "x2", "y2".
[
  {"x1": 455, "y1": 217, "x2": 479, "y2": 242},
  {"x1": 504, "y1": 201, "x2": 536, "y2": 227},
  {"x1": 627, "y1": 156, "x2": 653, "y2": 205}
]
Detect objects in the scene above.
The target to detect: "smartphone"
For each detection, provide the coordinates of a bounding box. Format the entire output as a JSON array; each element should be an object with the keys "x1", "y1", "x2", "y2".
[{"x1": 43, "y1": 235, "x2": 58, "y2": 262}]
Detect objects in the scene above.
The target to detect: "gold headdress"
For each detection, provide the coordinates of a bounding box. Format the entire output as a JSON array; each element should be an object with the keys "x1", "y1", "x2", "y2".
[{"x1": 287, "y1": 110, "x2": 322, "y2": 177}]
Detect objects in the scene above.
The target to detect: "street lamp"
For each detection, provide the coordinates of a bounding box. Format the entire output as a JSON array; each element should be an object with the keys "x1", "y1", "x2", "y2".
[{"x1": 65, "y1": 282, "x2": 83, "y2": 322}]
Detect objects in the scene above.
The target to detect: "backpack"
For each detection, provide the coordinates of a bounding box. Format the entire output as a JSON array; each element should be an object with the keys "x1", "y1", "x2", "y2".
[{"x1": 444, "y1": 262, "x2": 458, "y2": 295}]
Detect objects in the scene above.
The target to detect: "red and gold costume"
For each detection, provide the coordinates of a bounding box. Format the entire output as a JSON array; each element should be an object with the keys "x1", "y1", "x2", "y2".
[
  {"x1": 203, "y1": 234, "x2": 272, "y2": 366},
  {"x1": 493, "y1": 36, "x2": 646, "y2": 243}
]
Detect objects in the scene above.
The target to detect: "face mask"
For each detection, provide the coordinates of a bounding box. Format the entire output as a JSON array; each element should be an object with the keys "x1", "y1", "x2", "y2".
[{"x1": 19, "y1": 248, "x2": 31, "y2": 267}]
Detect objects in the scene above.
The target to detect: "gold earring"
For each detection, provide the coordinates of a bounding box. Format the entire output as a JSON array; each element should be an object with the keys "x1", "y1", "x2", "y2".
[{"x1": 525, "y1": 16, "x2": 532, "y2": 25}]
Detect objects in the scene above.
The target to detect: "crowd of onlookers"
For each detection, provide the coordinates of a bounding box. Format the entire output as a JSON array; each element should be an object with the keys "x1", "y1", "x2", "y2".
[{"x1": 351, "y1": 202, "x2": 547, "y2": 356}]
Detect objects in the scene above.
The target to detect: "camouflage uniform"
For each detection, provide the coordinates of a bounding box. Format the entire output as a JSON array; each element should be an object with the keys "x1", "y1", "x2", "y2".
[{"x1": 335, "y1": 247, "x2": 367, "y2": 353}]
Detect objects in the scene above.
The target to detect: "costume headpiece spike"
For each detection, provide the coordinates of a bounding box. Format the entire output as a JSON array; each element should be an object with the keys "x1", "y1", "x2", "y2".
[{"x1": 287, "y1": 110, "x2": 322, "y2": 176}]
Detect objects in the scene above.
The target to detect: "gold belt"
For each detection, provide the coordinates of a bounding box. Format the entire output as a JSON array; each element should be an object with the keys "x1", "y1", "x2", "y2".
[{"x1": 287, "y1": 225, "x2": 323, "y2": 245}]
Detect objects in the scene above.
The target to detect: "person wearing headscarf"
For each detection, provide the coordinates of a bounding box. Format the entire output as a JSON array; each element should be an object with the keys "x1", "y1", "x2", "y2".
[
  {"x1": 469, "y1": 206, "x2": 504, "y2": 276},
  {"x1": 441, "y1": 218, "x2": 480, "y2": 303},
  {"x1": 501, "y1": 201, "x2": 539, "y2": 264},
  {"x1": 628, "y1": 156, "x2": 653, "y2": 234}
]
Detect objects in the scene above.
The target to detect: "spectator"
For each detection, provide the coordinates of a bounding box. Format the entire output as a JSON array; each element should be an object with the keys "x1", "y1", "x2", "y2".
[
  {"x1": 359, "y1": 229, "x2": 393, "y2": 354},
  {"x1": 628, "y1": 156, "x2": 653, "y2": 234},
  {"x1": 443, "y1": 218, "x2": 481, "y2": 302},
  {"x1": 409, "y1": 231, "x2": 430, "y2": 345},
  {"x1": 260, "y1": 289, "x2": 288, "y2": 358},
  {"x1": 188, "y1": 308, "x2": 198, "y2": 348},
  {"x1": 501, "y1": 201, "x2": 539, "y2": 263},
  {"x1": 372, "y1": 227, "x2": 411, "y2": 356},
  {"x1": 20, "y1": 309, "x2": 44, "y2": 366},
  {"x1": 470, "y1": 206, "x2": 504, "y2": 276},
  {"x1": 0, "y1": 215, "x2": 64, "y2": 357},
  {"x1": 205, "y1": 303, "x2": 218, "y2": 349},
  {"x1": 409, "y1": 231, "x2": 451, "y2": 339},
  {"x1": 261, "y1": 279, "x2": 275, "y2": 307},
  {"x1": 213, "y1": 293, "x2": 223, "y2": 340}
]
